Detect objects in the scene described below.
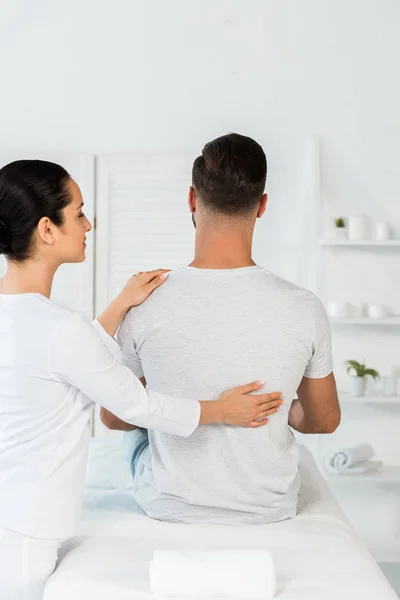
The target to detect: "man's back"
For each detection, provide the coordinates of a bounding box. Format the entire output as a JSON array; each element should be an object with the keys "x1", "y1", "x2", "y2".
[{"x1": 118, "y1": 265, "x2": 332, "y2": 524}]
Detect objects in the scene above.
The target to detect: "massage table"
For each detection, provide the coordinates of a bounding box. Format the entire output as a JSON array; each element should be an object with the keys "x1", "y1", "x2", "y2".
[{"x1": 44, "y1": 439, "x2": 397, "y2": 600}]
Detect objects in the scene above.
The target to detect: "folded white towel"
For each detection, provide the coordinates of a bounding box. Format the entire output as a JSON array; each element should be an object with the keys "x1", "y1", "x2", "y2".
[
  {"x1": 324, "y1": 444, "x2": 382, "y2": 476},
  {"x1": 149, "y1": 549, "x2": 276, "y2": 599}
]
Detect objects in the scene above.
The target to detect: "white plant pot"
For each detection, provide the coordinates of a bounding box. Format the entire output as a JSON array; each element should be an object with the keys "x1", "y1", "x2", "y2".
[
  {"x1": 349, "y1": 376, "x2": 367, "y2": 396},
  {"x1": 335, "y1": 228, "x2": 347, "y2": 240}
]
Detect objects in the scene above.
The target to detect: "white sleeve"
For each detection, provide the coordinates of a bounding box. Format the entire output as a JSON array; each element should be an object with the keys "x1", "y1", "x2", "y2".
[
  {"x1": 92, "y1": 317, "x2": 144, "y2": 376},
  {"x1": 50, "y1": 312, "x2": 200, "y2": 437},
  {"x1": 304, "y1": 296, "x2": 334, "y2": 379},
  {"x1": 91, "y1": 319, "x2": 126, "y2": 359}
]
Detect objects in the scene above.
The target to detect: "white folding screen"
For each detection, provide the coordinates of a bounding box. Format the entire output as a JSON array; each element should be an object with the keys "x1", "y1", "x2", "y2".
[{"x1": 0, "y1": 153, "x2": 95, "y2": 317}]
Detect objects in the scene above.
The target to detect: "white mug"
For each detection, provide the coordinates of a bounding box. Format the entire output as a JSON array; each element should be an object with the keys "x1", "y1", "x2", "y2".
[
  {"x1": 347, "y1": 215, "x2": 371, "y2": 241},
  {"x1": 352, "y1": 302, "x2": 368, "y2": 317},
  {"x1": 327, "y1": 301, "x2": 352, "y2": 318},
  {"x1": 367, "y1": 305, "x2": 389, "y2": 319},
  {"x1": 382, "y1": 375, "x2": 397, "y2": 397},
  {"x1": 375, "y1": 221, "x2": 391, "y2": 241}
]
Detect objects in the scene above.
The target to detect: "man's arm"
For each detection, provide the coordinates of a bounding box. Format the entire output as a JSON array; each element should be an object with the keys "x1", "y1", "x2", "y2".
[
  {"x1": 289, "y1": 294, "x2": 340, "y2": 434},
  {"x1": 289, "y1": 373, "x2": 340, "y2": 434},
  {"x1": 101, "y1": 377, "x2": 147, "y2": 431}
]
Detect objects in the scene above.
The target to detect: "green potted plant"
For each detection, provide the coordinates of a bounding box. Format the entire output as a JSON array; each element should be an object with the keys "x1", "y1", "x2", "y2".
[
  {"x1": 345, "y1": 360, "x2": 380, "y2": 396},
  {"x1": 334, "y1": 217, "x2": 347, "y2": 240}
]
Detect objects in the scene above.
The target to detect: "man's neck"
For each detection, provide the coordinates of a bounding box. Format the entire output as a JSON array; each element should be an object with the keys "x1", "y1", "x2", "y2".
[{"x1": 189, "y1": 227, "x2": 255, "y2": 269}]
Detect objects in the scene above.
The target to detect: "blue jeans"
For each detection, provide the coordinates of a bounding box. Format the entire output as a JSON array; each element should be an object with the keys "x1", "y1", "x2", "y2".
[{"x1": 121, "y1": 428, "x2": 150, "y2": 479}]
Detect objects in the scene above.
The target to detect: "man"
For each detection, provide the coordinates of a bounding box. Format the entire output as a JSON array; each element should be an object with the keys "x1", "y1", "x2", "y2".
[{"x1": 101, "y1": 133, "x2": 340, "y2": 524}]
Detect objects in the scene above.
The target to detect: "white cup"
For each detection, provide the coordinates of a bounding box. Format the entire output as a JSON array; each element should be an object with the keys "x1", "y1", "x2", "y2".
[
  {"x1": 347, "y1": 215, "x2": 371, "y2": 241},
  {"x1": 352, "y1": 302, "x2": 368, "y2": 317},
  {"x1": 382, "y1": 375, "x2": 397, "y2": 397},
  {"x1": 375, "y1": 221, "x2": 391, "y2": 241},
  {"x1": 367, "y1": 305, "x2": 389, "y2": 319},
  {"x1": 327, "y1": 301, "x2": 352, "y2": 318}
]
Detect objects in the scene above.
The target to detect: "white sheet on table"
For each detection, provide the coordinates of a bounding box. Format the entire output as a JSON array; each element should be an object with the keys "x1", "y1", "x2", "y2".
[{"x1": 44, "y1": 441, "x2": 397, "y2": 600}]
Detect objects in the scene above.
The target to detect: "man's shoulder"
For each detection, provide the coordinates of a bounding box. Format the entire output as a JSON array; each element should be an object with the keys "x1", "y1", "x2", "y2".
[
  {"x1": 123, "y1": 266, "x2": 319, "y2": 322},
  {"x1": 254, "y1": 267, "x2": 316, "y2": 301},
  {"x1": 120, "y1": 276, "x2": 178, "y2": 331},
  {"x1": 125, "y1": 268, "x2": 193, "y2": 315}
]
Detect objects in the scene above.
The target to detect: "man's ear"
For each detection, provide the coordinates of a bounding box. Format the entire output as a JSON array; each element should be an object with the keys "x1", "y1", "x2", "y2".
[
  {"x1": 188, "y1": 186, "x2": 196, "y2": 213},
  {"x1": 257, "y1": 194, "x2": 268, "y2": 219}
]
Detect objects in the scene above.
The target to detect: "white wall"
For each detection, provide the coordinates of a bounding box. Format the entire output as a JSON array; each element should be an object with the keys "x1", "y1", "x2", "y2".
[
  {"x1": 1, "y1": 0, "x2": 399, "y2": 155},
  {"x1": 2, "y1": 0, "x2": 400, "y2": 562},
  {"x1": 3, "y1": 0, "x2": 399, "y2": 386}
]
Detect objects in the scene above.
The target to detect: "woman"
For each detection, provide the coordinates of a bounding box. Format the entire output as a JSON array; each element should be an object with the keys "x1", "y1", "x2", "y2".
[{"x1": 0, "y1": 160, "x2": 281, "y2": 599}]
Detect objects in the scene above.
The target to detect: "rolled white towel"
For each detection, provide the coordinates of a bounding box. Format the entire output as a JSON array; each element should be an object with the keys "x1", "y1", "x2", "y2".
[
  {"x1": 324, "y1": 444, "x2": 379, "y2": 475},
  {"x1": 334, "y1": 460, "x2": 383, "y2": 475},
  {"x1": 149, "y1": 549, "x2": 276, "y2": 599}
]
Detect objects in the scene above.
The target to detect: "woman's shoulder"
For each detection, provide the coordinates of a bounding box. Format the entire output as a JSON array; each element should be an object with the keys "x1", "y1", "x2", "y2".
[
  {"x1": 26, "y1": 293, "x2": 76, "y2": 322},
  {"x1": 2, "y1": 293, "x2": 86, "y2": 335},
  {"x1": 0, "y1": 295, "x2": 90, "y2": 365},
  {"x1": 0, "y1": 292, "x2": 71, "y2": 318}
]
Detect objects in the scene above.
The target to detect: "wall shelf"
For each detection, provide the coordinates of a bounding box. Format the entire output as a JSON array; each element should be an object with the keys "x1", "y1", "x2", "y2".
[
  {"x1": 325, "y1": 466, "x2": 400, "y2": 484},
  {"x1": 340, "y1": 394, "x2": 400, "y2": 405},
  {"x1": 330, "y1": 317, "x2": 400, "y2": 326},
  {"x1": 319, "y1": 239, "x2": 400, "y2": 247},
  {"x1": 371, "y1": 545, "x2": 400, "y2": 564}
]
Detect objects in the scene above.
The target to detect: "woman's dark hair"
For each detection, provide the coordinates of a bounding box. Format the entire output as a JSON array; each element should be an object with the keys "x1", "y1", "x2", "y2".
[
  {"x1": 192, "y1": 133, "x2": 267, "y2": 215},
  {"x1": 0, "y1": 160, "x2": 71, "y2": 261}
]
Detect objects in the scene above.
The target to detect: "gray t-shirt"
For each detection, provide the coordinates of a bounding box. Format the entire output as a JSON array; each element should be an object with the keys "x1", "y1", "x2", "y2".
[{"x1": 118, "y1": 265, "x2": 333, "y2": 524}]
